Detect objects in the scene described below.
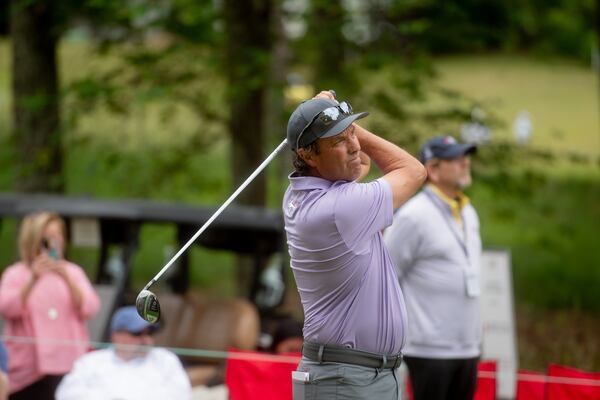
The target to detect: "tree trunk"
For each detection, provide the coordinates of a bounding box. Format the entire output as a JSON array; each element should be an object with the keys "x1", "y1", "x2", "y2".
[
  {"x1": 597, "y1": 0, "x2": 600, "y2": 156},
  {"x1": 267, "y1": 0, "x2": 290, "y2": 203},
  {"x1": 309, "y1": 0, "x2": 346, "y2": 90},
  {"x1": 223, "y1": 0, "x2": 273, "y2": 207},
  {"x1": 11, "y1": 0, "x2": 63, "y2": 192},
  {"x1": 223, "y1": 0, "x2": 273, "y2": 296}
]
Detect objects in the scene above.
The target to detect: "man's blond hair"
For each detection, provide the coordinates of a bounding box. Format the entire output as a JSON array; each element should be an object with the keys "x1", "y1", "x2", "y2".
[{"x1": 18, "y1": 212, "x2": 66, "y2": 265}]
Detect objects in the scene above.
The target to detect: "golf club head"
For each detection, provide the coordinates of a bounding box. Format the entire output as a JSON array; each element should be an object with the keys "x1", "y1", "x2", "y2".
[{"x1": 136, "y1": 289, "x2": 161, "y2": 323}]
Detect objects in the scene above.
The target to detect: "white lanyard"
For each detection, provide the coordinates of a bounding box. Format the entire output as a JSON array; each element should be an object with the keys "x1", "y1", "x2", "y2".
[
  {"x1": 424, "y1": 189, "x2": 469, "y2": 259},
  {"x1": 424, "y1": 188, "x2": 480, "y2": 298}
]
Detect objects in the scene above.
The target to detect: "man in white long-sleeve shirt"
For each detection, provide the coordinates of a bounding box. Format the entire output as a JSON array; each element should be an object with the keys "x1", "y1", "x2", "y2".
[
  {"x1": 55, "y1": 306, "x2": 191, "y2": 400},
  {"x1": 384, "y1": 135, "x2": 481, "y2": 400}
]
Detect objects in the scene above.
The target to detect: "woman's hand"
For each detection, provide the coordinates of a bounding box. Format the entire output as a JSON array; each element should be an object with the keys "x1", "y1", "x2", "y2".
[
  {"x1": 48, "y1": 260, "x2": 69, "y2": 280},
  {"x1": 24, "y1": 256, "x2": 84, "y2": 312},
  {"x1": 48, "y1": 261, "x2": 84, "y2": 312},
  {"x1": 30, "y1": 253, "x2": 56, "y2": 280},
  {"x1": 21, "y1": 253, "x2": 57, "y2": 303}
]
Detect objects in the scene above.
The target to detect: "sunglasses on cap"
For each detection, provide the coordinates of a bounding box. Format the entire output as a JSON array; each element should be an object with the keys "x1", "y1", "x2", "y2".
[{"x1": 296, "y1": 101, "x2": 353, "y2": 150}]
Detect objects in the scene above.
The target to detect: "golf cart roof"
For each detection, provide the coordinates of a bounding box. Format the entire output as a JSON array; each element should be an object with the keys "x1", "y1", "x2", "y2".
[{"x1": 0, "y1": 192, "x2": 284, "y2": 253}]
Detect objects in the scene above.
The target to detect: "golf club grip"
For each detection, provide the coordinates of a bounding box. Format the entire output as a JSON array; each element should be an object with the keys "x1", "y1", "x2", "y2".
[{"x1": 145, "y1": 138, "x2": 289, "y2": 287}]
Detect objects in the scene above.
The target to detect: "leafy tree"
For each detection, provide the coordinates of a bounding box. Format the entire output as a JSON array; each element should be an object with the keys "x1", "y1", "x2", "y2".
[
  {"x1": 65, "y1": 0, "x2": 275, "y2": 207},
  {"x1": 9, "y1": 0, "x2": 139, "y2": 193},
  {"x1": 510, "y1": 0, "x2": 595, "y2": 60}
]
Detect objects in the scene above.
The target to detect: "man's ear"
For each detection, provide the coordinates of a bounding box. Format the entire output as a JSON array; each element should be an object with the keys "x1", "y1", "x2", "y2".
[
  {"x1": 425, "y1": 160, "x2": 439, "y2": 183},
  {"x1": 297, "y1": 148, "x2": 318, "y2": 168}
]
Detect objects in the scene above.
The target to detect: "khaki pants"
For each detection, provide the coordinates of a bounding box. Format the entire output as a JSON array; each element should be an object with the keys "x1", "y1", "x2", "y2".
[{"x1": 292, "y1": 357, "x2": 401, "y2": 400}]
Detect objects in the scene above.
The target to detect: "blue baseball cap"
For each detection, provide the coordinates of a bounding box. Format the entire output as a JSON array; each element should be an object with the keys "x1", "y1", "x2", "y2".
[
  {"x1": 419, "y1": 135, "x2": 477, "y2": 163},
  {"x1": 110, "y1": 306, "x2": 159, "y2": 334},
  {"x1": 0, "y1": 341, "x2": 7, "y2": 374}
]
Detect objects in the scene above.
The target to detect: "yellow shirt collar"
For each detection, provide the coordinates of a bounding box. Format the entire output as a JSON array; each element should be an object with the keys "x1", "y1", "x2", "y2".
[{"x1": 428, "y1": 184, "x2": 470, "y2": 224}]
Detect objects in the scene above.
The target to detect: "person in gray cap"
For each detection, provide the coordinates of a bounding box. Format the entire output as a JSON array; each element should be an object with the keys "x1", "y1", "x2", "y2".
[
  {"x1": 55, "y1": 306, "x2": 191, "y2": 400},
  {"x1": 284, "y1": 90, "x2": 426, "y2": 400},
  {"x1": 384, "y1": 135, "x2": 481, "y2": 400}
]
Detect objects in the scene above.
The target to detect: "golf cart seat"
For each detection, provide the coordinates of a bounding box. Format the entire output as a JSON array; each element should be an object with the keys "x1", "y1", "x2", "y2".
[{"x1": 153, "y1": 291, "x2": 260, "y2": 386}]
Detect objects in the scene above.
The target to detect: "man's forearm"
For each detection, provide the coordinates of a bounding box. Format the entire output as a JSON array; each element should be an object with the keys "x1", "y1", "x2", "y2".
[
  {"x1": 354, "y1": 124, "x2": 420, "y2": 175},
  {"x1": 354, "y1": 123, "x2": 426, "y2": 208}
]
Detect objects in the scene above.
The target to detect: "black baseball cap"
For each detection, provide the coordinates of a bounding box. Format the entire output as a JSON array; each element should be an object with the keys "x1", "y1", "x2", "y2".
[
  {"x1": 287, "y1": 98, "x2": 368, "y2": 151},
  {"x1": 419, "y1": 135, "x2": 477, "y2": 163}
]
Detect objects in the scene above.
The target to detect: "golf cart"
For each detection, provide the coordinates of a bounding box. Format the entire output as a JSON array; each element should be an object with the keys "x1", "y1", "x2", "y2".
[{"x1": 0, "y1": 192, "x2": 289, "y2": 385}]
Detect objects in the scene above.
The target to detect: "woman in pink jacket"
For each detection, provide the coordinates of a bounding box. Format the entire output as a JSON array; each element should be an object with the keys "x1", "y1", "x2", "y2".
[{"x1": 0, "y1": 212, "x2": 100, "y2": 400}]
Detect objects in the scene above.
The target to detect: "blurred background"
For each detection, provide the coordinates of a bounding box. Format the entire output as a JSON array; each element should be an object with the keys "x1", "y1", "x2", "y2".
[{"x1": 0, "y1": 0, "x2": 599, "y2": 372}]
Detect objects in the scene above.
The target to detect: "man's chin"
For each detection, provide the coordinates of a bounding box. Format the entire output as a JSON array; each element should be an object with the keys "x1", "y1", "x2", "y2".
[{"x1": 458, "y1": 179, "x2": 472, "y2": 190}]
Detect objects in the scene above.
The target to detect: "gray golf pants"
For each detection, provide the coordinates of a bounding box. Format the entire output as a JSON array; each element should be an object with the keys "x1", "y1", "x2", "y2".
[{"x1": 292, "y1": 357, "x2": 401, "y2": 400}]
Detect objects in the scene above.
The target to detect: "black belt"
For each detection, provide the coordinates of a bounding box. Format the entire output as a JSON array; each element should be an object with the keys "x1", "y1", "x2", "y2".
[{"x1": 302, "y1": 341, "x2": 402, "y2": 369}]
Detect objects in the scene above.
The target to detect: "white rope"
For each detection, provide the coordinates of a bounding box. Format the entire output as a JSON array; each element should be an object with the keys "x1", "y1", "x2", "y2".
[
  {"x1": 478, "y1": 370, "x2": 600, "y2": 387},
  {"x1": 0, "y1": 334, "x2": 301, "y2": 364},
  {"x1": 2, "y1": 335, "x2": 599, "y2": 388}
]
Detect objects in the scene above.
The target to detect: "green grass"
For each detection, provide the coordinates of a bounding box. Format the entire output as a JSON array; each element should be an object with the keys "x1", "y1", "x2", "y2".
[{"x1": 436, "y1": 54, "x2": 600, "y2": 158}]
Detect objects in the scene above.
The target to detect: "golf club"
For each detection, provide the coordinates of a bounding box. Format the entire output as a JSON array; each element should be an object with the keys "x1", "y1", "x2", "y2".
[{"x1": 136, "y1": 138, "x2": 289, "y2": 323}]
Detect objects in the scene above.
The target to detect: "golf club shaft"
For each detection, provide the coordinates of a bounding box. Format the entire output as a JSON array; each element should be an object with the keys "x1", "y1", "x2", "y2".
[{"x1": 143, "y1": 138, "x2": 289, "y2": 291}]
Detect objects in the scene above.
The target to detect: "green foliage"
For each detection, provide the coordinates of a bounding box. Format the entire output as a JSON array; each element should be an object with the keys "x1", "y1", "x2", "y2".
[
  {"x1": 347, "y1": 59, "x2": 497, "y2": 155},
  {"x1": 470, "y1": 143, "x2": 600, "y2": 313},
  {"x1": 64, "y1": 134, "x2": 230, "y2": 203},
  {"x1": 164, "y1": 0, "x2": 218, "y2": 42},
  {"x1": 130, "y1": 225, "x2": 237, "y2": 295},
  {"x1": 511, "y1": 0, "x2": 596, "y2": 60},
  {"x1": 416, "y1": 0, "x2": 512, "y2": 52},
  {"x1": 364, "y1": 0, "x2": 596, "y2": 62},
  {"x1": 302, "y1": 0, "x2": 349, "y2": 90},
  {"x1": 0, "y1": 135, "x2": 15, "y2": 190},
  {"x1": 0, "y1": 130, "x2": 237, "y2": 288}
]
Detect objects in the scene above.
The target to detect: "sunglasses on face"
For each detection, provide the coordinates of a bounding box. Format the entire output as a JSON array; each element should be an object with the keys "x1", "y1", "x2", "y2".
[{"x1": 296, "y1": 101, "x2": 353, "y2": 150}]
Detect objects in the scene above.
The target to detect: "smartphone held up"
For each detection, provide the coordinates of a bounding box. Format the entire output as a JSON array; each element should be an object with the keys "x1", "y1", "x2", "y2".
[{"x1": 42, "y1": 238, "x2": 60, "y2": 260}]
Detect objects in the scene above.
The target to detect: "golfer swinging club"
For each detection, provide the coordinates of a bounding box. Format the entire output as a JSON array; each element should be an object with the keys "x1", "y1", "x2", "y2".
[{"x1": 284, "y1": 90, "x2": 426, "y2": 399}]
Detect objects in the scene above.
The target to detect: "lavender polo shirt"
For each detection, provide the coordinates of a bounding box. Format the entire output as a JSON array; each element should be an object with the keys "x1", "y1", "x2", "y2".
[{"x1": 283, "y1": 174, "x2": 407, "y2": 355}]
